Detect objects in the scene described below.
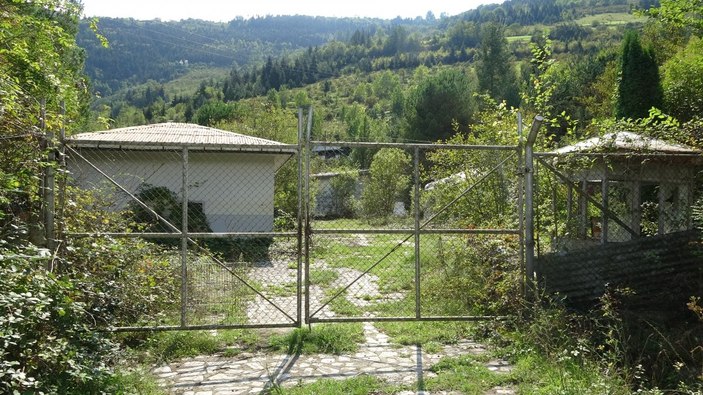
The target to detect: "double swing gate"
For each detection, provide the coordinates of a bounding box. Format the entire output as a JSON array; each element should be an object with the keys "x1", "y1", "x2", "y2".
[{"x1": 63, "y1": 115, "x2": 525, "y2": 331}]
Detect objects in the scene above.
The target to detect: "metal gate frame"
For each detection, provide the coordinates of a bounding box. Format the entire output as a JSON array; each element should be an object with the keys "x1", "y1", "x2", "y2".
[
  {"x1": 60, "y1": 109, "x2": 534, "y2": 331},
  {"x1": 300, "y1": 110, "x2": 528, "y2": 324},
  {"x1": 63, "y1": 127, "x2": 303, "y2": 332},
  {"x1": 302, "y1": 141, "x2": 523, "y2": 323}
]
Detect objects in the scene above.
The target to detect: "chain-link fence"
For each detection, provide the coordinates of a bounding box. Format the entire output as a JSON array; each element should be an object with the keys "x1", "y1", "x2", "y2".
[
  {"x1": 305, "y1": 142, "x2": 523, "y2": 322},
  {"x1": 64, "y1": 124, "x2": 302, "y2": 330},
  {"x1": 59, "y1": 119, "x2": 526, "y2": 330},
  {"x1": 533, "y1": 151, "x2": 703, "y2": 308},
  {"x1": 533, "y1": 152, "x2": 702, "y2": 255}
]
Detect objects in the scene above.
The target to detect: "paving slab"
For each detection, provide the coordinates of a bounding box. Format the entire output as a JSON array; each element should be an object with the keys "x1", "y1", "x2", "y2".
[{"x1": 153, "y1": 322, "x2": 514, "y2": 394}]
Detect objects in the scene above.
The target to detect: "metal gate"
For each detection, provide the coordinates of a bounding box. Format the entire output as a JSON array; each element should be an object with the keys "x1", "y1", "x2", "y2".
[
  {"x1": 64, "y1": 122, "x2": 304, "y2": 331},
  {"x1": 303, "y1": 140, "x2": 523, "y2": 323},
  {"x1": 62, "y1": 112, "x2": 525, "y2": 331}
]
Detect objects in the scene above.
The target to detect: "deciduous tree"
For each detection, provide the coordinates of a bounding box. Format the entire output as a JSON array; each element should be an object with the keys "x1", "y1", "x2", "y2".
[{"x1": 662, "y1": 37, "x2": 703, "y2": 121}]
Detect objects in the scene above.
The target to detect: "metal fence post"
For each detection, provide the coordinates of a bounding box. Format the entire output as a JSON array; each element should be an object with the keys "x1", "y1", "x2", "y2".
[
  {"x1": 296, "y1": 107, "x2": 304, "y2": 327},
  {"x1": 181, "y1": 147, "x2": 189, "y2": 327},
  {"x1": 601, "y1": 159, "x2": 609, "y2": 244},
  {"x1": 41, "y1": 99, "x2": 56, "y2": 270},
  {"x1": 304, "y1": 107, "x2": 313, "y2": 325},
  {"x1": 517, "y1": 113, "x2": 525, "y2": 296},
  {"x1": 524, "y1": 115, "x2": 543, "y2": 294},
  {"x1": 414, "y1": 146, "x2": 421, "y2": 319}
]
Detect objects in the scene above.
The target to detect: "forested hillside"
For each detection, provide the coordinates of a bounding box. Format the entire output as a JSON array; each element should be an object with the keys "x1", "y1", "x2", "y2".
[
  {"x1": 82, "y1": 0, "x2": 679, "y2": 144},
  {"x1": 78, "y1": 15, "x2": 435, "y2": 95}
]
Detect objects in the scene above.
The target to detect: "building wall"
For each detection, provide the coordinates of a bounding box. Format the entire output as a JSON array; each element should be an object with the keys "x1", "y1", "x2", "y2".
[{"x1": 67, "y1": 149, "x2": 276, "y2": 232}]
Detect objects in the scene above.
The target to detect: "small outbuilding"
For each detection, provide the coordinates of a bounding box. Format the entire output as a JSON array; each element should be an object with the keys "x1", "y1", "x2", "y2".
[
  {"x1": 66, "y1": 122, "x2": 294, "y2": 233},
  {"x1": 549, "y1": 131, "x2": 702, "y2": 245}
]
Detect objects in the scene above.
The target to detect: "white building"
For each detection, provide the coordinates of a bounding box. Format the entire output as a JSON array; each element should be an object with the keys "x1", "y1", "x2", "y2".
[{"x1": 66, "y1": 123, "x2": 294, "y2": 233}]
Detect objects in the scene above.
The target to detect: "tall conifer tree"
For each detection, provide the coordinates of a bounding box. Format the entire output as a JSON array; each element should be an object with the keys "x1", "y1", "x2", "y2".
[{"x1": 616, "y1": 30, "x2": 663, "y2": 119}]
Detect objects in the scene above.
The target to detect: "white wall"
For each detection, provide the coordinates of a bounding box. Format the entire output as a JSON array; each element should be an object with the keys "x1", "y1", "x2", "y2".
[{"x1": 67, "y1": 149, "x2": 278, "y2": 232}]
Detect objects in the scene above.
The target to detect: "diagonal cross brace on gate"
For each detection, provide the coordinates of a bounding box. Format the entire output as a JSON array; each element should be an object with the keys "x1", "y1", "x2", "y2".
[
  {"x1": 307, "y1": 151, "x2": 519, "y2": 322},
  {"x1": 61, "y1": 110, "x2": 530, "y2": 331},
  {"x1": 304, "y1": 140, "x2": 522, "y2": 324},
  {"x1": 65, "y1": 145, "x2": 300, "y2": 331}
]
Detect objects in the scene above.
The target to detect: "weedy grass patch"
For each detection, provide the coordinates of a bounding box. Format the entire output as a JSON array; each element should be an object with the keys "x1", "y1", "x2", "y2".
[
  {"x1": 272, "y1": 375, "x2": 396, "y2": 395},
  {"x1": 425, "y1": 354, "x2": 513, "y2": 394},
  {"x1": 268, "y1": 323, "x2": 364, "y2": 355}
]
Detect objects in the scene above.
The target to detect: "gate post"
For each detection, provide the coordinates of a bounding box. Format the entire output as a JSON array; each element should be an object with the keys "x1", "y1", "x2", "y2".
[
  {"x1": 413, "y1": 146, "x2": 421, "y2": 319},
  {"x1": 41, "y1": 100, "x2": 56, "y2": 269},
  {"x1": 180, "y1": 147, "x2": 189, "y2": 328},
  {"x1": 296, "y1": 107, "x2": 304, "y2": 327},
  {"x1": 524, "y1": 115, "x2": 543, "y2": 295},
  {"x1": 303, "y1": 107, "x2": 313, "y2": 325}
]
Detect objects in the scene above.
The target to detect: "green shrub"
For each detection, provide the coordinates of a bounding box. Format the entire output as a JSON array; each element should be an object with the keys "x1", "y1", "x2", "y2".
[
  {"x1": 328, "y1": 169, "x2": 358, "y2": 218},
  {"x1": 0, "y1": 250, "x2": 118, "y2": 393},
  {"x1": 361, "y1": 148, "x2": 410, "y2": 220}
]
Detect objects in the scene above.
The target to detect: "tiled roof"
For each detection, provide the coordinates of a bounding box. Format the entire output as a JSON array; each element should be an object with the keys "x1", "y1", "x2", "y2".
[
  {"x1": 553, "y1": 131, "x2": 699, "y2": 154},
  {"x1": 67, "y1": 123, "x2": 288, "y2": 149}
]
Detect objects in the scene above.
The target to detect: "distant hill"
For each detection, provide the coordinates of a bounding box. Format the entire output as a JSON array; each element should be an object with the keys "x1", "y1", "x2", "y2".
[
  {"x1": 78, "y1": 15, "x2": 437, "y2": 95},
  {"x1": 78, "y1": 0, "x2": 655, "y2": 97}
]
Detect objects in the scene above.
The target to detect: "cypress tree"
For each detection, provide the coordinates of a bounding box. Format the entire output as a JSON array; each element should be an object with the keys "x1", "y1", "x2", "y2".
[{"x1": 616, "y1": 30, "x2": 663, "y2": 119}]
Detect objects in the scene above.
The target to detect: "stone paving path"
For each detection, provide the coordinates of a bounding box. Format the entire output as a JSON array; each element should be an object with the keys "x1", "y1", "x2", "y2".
[
  {"x1": 156, "y1": 236, "x2": 515, "y2": 394},
  {"x1": 152, "y1": 322, "x2": 515, "y2": 395}
]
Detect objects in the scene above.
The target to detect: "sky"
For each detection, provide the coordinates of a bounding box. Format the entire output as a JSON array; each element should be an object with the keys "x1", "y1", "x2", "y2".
[{"x1": 81, "y1": 0, "x2": 502, "y2": 22}]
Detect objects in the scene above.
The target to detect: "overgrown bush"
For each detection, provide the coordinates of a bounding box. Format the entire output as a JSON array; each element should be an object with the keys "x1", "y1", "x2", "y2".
[
  {"x1": 421, "y1": 234, "x2": 522, "y2": 316},
  {"x1": 490, "y1": 290, "x2": 703, "y2": 394},
  {"x1": 62, "y1": 186, "x2": 180, "y2": 327},
  {"x1": 0, "y1": 248, "x2": 118, "y2": 393},
  {"x1": 360, "y1": 148, "x2": 410, "y2": 220},
  {"x1": 128, "y1": 184, "x2": 272, "y2": 261},
  {"x1": 328, "y1": 169, "x2": 358, "y2": 218}
]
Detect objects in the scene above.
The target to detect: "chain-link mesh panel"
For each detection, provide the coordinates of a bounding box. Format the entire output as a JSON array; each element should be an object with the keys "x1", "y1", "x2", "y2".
[
  {"x1": 307, "y1": 143, "x2": 522, "y2": 322},
  {"x1": 534, "y1": 152, "x2": 703, "y2": 308},
  {"x1": 419, "y1": 234, "x2": 522, "y2": 317},
  {"x1": 307, "y1": 233, "x2": 415, "y2": 320},
  {"x1": 185, "y1": 236, "x2": 299, "y2": 327},
  {"x1": 65, "y1": 144, "x2": 301, "y2": 329},
  {"x1": 421, "y1": 148, "x2": 520, "y2": 231},
  {"x1": 67, "y1": 147, "x2": 185, "y2": 235},
  {"x1": 533, "y1": 153, "x2": 702, "y2": 255}
]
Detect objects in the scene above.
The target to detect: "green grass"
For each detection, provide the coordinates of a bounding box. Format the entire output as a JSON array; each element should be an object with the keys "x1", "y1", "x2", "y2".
[
  {"x1": 510, "y1": 353, "x2": 629, "y2": 394},
  {"x1": 274, "y1": 375, "x2": 396, "y2": 395},
  {"x1": 106, "y1": 366, "x2": 166, "y2": 395},
  {"x1": 308, "y1": 268, "x2": 339, "y2": 286},
  {"x1": 268, "y1": 323, "x2": 364, "y2": 355},
  {"x1": 141, "y1": 329, "x2": 259, "y2": 364},
  {"x1": 507, "y1": 35, "x2": 532, "y2": 43},
  {"x1": 326, "y1": 291, "x2": 363, "y2": 316},
  {"x1": 164, "y1": 66, "x2": 230, "y2": 98},
  {"x1": 376, "y1": 321, "x2": 476, "y2": 346},
  {"x1": 425, "y1": 354, "x2": 512, "y2": 394},
  {"x1": 264, "y1": 281, "x2": 298, "y2": 297},
  {"x1": 308, "y1": 225, "x2": 419, "y2": 316}
]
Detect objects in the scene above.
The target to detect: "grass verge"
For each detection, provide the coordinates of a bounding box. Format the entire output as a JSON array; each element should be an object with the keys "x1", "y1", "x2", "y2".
[
  {"x1": 376, "y1": 321, "x2": 476, "y2": 346},
  {"x1": 273, "y1": 375, "x2": 396, "y2": 395},
  {"x1": 269, "y1": 323, "x2": 364, "y2": 354}
]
